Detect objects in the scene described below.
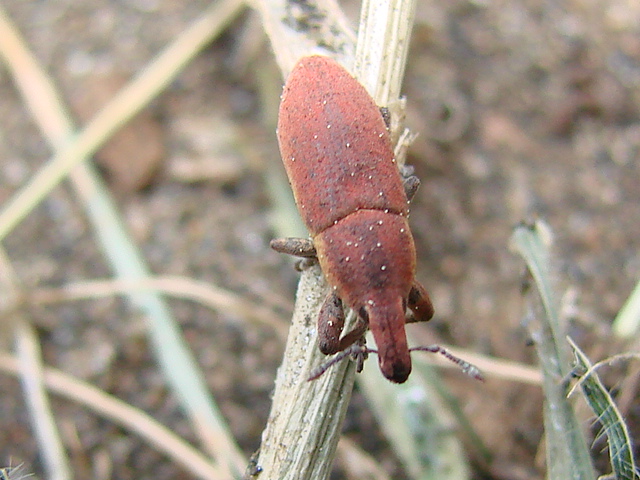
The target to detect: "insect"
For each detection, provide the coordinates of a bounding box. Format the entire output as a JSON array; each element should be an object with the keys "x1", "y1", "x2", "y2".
[{"x1": 272, "y1": 55, "x2": 453, "y2": 383}]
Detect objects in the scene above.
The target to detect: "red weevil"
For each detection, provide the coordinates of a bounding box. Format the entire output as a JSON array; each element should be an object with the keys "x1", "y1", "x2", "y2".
[{"x1": 272, "y1": 55, "x2": 434, "y2": 383}]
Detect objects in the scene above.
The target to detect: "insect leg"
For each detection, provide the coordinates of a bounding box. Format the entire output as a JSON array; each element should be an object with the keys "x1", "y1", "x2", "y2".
[
  {"x1": 407, "y1": 281, "x2": 435, "y2": 323},
  {"x1": 317, "y1": 292, "x2": 346, "y2": 355},
  {"x1": 403, "y1": 175, "x2": 421, "y2": 202},
  {"x1": 270, "y1": 237, "x2": 316, "y2": 257}
]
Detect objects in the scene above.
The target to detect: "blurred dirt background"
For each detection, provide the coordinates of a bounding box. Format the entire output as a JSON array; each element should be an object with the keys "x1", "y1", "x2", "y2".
[{"x1": 1, "y1": 0, "x2": 639, "y2": 479}]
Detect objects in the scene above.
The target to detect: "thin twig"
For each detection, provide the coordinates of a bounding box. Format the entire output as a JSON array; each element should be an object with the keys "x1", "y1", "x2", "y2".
[
  {"x1": 252, "y1": 0, "x2": 419, "y2": 478},
  {"x1": 0, "y1": 351, "x2": 224, "y2": 480},
  {"x1": 0, "y1": 3, "x2": 247, "y2": 475},
  {"x1": 0, "y1": 0, "x2": 244, "y2": 242},
  {"x1": 250, "y1": 0, "x2": 365, "y2": 476},
  {"x1": 0, "y1": 249, "x2": 71, "y2": 480},
  {"x1": 28, "y1": 276, "x2": 288, "y2": 338}
]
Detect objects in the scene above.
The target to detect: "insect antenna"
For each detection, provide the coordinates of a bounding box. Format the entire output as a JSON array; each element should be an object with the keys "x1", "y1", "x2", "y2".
[
  {"x1": 308, "y1": 343, "x2": 483, "y2": 382},
  {"x1": 409, "y1": 345, "x2": 484, "y2": 381}
]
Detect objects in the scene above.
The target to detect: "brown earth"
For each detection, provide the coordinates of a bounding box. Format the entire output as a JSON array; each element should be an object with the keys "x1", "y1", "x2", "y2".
[{"x1": 1, "y1": 0, "x2": 639, "y2": 479}]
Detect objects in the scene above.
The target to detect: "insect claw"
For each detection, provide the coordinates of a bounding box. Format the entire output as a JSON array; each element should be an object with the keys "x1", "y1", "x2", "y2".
[{"x1": 308, "y1": 343, "x2": 376, "y2": 381}]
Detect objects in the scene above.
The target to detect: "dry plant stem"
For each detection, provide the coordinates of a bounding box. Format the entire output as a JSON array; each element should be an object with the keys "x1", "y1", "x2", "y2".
[
  {"x1": 0, "y1": 249, "x2": 71, "y2": 480},
  {"x1": 414, "y1": 345, "x2": 542, "y2": 385},
  {"x1": 29, "y1": 276, "x2": 288, "y2": 338},
  {"x1": 251, "y1": 0, "x2": 356, "y2": 77},
  {"x1": 13, "y1": 321, "x2": 71, "y2": 480},
  {"x1": 68, "y1": 171, "x2": 249, "y2": 476},
  {"x1": 29, "y1": 278, "x2": 542, "y2": 383},
  {"x1": 354, "y1": 0, "x2": 416, "y2": 105},
  {"x1": 254, "y1": 0, "x2": 416, "y2": 478},
  {"x1": 0, "y1": 3, "x2": 246, "y2": 476},
  {"x1": 256, "y1": 267, "x2": 356, "y2": 479},
  {"x1": 336, "y1": 437, "x2": 391, "y2": 480},
  {"x1": 0, "y1": 351, "x2": 224, "y2": 480},
  {"x1": 0, "y1": 0, "x2": 244, "y2": 242},
  {"x1": 252, "y1": 0, "x2": 362, "y2": 477}
]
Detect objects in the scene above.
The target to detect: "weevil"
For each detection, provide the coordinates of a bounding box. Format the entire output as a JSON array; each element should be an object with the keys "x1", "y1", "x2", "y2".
[{"x1": 272, "y1": 55, "x2": 434, "y2": 383}]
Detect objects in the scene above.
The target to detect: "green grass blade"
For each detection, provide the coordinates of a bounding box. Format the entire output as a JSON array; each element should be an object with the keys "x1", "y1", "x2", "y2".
[
  {"x1": 568, "y1": 339, "x2": 639, "y2": 480},
  {"x1": 510, "y1": 220, "x2": 596, "y2": 480},
  {"x1": 612, "y1": 279, "x2": 640, "y2": 338}
]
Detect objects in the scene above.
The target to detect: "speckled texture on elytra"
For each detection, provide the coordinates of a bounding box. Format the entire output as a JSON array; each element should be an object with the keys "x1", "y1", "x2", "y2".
[
  {"x1": 276, "y1": 55, "x2": 432, "y2": 383},
  {"x1": 277, "y1": 55, "x2": 409, "y2": 234}
]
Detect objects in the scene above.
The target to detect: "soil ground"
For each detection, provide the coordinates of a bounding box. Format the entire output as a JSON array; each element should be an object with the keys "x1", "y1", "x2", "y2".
[{"x1": 1, "y1": 0, "x2": 639, "y2": 479}]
